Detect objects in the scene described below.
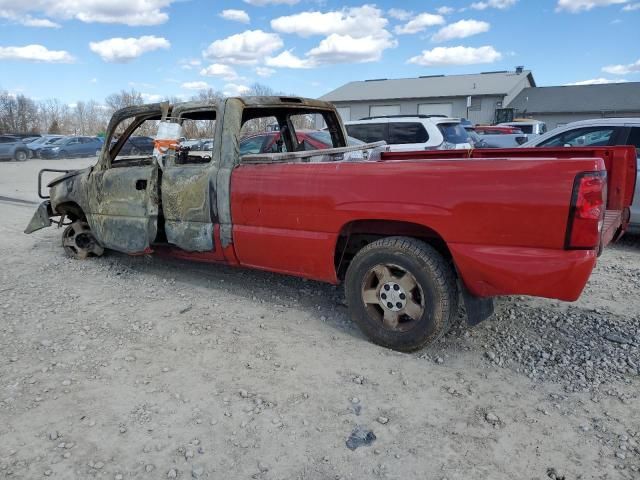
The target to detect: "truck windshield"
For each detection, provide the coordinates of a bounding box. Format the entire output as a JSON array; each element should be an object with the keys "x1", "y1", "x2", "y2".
[{"x1": 438, "y1": 123, "x2": 469, "y2": 144}]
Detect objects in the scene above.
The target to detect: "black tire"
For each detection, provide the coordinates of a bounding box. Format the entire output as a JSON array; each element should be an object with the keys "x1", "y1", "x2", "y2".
[
  {"x1": 345, "y1": 236, "x2": 458, "y2": 352},
  {"x1": 14, "y1": 150, "x2": 28, "y2": 162}
]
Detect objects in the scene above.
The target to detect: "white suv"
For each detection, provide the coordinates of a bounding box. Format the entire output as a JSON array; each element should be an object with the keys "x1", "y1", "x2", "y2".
[{"x1": 344, "y1": 115, "x2": 472, "y2": 151}]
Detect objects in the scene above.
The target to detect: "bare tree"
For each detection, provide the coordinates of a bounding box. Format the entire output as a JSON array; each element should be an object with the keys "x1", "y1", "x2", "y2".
[
  {"x1": 105, "y1": 89, "x2": 144, "y2": 115},
  {"x1": 0, "y1": 91, "x2": 39, "y2": 134}
]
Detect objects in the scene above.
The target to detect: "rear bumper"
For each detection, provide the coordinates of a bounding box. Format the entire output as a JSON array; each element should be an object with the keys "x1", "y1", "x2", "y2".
[
  {"x1": 450, "y1": 243, "x2": 597, "y2": 302},
  {"x1": 24, "y1": 201, "x2": 54, "y2": 234}
]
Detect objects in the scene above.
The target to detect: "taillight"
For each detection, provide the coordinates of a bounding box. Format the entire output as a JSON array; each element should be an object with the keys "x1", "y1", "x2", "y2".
[{"x1": 565, "y1": 172, "x2": 607, "y2": 249}]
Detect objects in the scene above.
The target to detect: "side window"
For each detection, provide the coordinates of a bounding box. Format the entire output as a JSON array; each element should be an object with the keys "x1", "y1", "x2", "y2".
[
  {"x1": 175, "y1": 113, "x2": 216, "y2": 164},
  {"x1": 239, "y1": 108, "x2": 346, "y2": 162},
  {"x1": 345, "y1": 123, "x2": 388, "y2": 144},
  {"x1": 112, "y1": 119, "x2": 160, "y2": 166},
  {"x1": 389, "y1": 122, "x2": 428, "y2": 144},
  {"x1": 68, "y1": 138, "x2": 79, "y2": 145},
  {"x1": 240, "y1": 135, "x2": 269, "y2": 155},
  {"x1": 240, "y1": 116, "x2": 280, "y2": 156},
  {"x1": 626, "y1": 127, "x2": 640, "y2": 155},
  {"x1": 539, "y1": 127, "x2": 616, "y2": 147}
]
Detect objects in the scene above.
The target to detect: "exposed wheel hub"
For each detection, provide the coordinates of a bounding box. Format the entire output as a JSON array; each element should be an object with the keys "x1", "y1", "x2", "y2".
[{"x1": 379, "y1": 282, "x2": 407, "y2": 311}]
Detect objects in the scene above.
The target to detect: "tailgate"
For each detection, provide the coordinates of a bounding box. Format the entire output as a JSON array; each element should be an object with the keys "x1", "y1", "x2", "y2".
[{"x1": 381, "y1": 146, "x2": 637, "y2": 246}]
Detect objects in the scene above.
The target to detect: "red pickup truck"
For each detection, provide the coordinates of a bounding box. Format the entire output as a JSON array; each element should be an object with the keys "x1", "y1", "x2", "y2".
[{"x1": 25, "y1": 97, "x2": 637, "y2": 352}]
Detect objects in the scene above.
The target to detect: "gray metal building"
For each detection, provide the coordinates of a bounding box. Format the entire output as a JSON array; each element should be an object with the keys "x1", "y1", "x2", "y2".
[
  {"x1": 506, "y1": 83, "x2": 640, "y2": 130},
  {"x1": 318, "y1": 69, "x2": 536, "y2": 125}
]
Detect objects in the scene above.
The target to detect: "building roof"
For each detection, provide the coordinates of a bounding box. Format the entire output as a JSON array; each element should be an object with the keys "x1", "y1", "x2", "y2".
[
  {"x1": 319, "y1": 70, "x2": 535, "y2": 102},
  {"x1": 507, "y1": 83, "x2": 640, "y2": 114}
]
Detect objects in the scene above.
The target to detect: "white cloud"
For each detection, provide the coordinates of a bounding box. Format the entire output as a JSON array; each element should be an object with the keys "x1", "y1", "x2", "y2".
[
  {"x1": 243, "y1": 0, "x2": 298, "y2": 5},
  {"x1": 387, "y1": 8, "x2": 412, "y2": 20},
  {"x1": 220, "y1": 9, "x2": 250, "y2": 23},
  {"x1": 0, "y1": 0, "x2": 177, "y2": 26},
  {"x1": 255, "y1": 66, "x2": 275, "y2": 77},
  {"x1": 90, "y1": 77, "x2": 98, "y2": 83},
  {"x1": 0, "y1": 10, "x2": 60, "y2": 27},
  {"x1": 437, "y1": 6, "x2": 455, "y2": 14},
  {"x1": 271, "y1": 6, "x2": 388, "y2": 38},
  {"x1": 623, "y1": 2, "x2": 640, "y2": 9},
  {"x1": 556, "y1": 0, "x2": 628, "y2": 12},
  {"x1": 566, "y1": 78, "x2": 629, "y2": 85},
  {"x1": 432, "y1": 19, "x2": 490, "y2": 42},
  {"x1": 223, "y1": 83, "x2": 250, "y2": 96},
  {"x1": 199, "y1": 63, "x2": 239, "y2": 80},
  {"x1": 182, "y1": 81, "x2": 210, "y2": 90},
  {"x1": 394, "y1": 13, "x2": 445, "y2": 35},
  {"x1": 202, "y1": 30, "x2": 283, "y2": 65},
  {"x1": 89, "y1": 35, "x2": 170, "y2": 63},
  {"x1": 471, "y1": 0, "x2": 518, "y2": 9},
  {"x1": 265, "y1": 50, "x2": 314, "y2": 68},
  {"x1": 0, "y1": 44, "x2": 74, "y2": 63},
  {"x1": 306, "y1": 32, "x2": 397, "y2": 65},
  {"x1": 179, "y1": 58, "x2": 201, "y2": 70},
  {"x1": 408, "y1": 45, "x2": 502, "y2": 66},
  {"x1": 602, "y1": 58, "x2": 640, "y2": 75},
  {"x1": 265, "y1": 32, "x2": 398, "y2": 68}
]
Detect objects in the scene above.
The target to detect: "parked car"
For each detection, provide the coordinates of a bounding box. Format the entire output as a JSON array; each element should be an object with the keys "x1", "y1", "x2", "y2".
[
  {"x1": 26, "y1": 135, "x2": 64, "y2": 158},
  {"x1": 522, "y1": 118, "x2": 640, "y2": 232},
  {"x1": 25, "y1": 97, "x2": 635, "y2": 352},
  {"x1": 475, "y1": 125, "x2": 524, "y2": 135},
  {"x1": 463, "y1": 127, "x2": 490, "y2": 149},
  {"x1": 114, "y1": 135, "x2": 154, "y2": 156},
  {"x1": 497, "y1": 119, "x2": 547, "y2": 136},
  {"x1": 39, "y1": 136, "x2": 104, "y2": 159},
  {"x1": 476, "y1": 131, "x2": 529, "y2": 148},
  {"x1": 344, "y1": 115, "x2": 472, "y2": 151},
  {"x1": 0, "y1": 135, "x2": 30, "y2": 161},
  {"x1": 240, "y1": 129, "x2": 364, "y2": 155}
]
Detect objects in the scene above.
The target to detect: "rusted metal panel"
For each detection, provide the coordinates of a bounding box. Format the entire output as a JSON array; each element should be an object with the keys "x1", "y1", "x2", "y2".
[{"x1": 24, "y1": 201, "x2": 53, "y2": 233}]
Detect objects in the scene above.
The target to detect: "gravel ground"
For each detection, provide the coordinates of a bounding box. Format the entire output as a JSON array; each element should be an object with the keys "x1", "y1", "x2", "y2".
[{"x1": 1, "y1": 158, "x2": 639, "y2": 479}]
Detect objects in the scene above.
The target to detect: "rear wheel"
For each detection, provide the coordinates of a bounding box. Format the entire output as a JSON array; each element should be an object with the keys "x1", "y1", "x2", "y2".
[
  {"x1": 62, "y1": 221, "x2": 104, "y2": 259},
  {"x1": 14, "y1": 150, "x2": 27, "y2": 162},
  {"x1": 345, "y1": 236, "x2": 458, "y2": 352}
]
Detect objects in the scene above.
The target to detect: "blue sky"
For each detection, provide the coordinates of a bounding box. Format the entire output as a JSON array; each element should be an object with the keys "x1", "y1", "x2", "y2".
[{"x1": 0, "y1": 0, "x2": 638, "y2": 103}]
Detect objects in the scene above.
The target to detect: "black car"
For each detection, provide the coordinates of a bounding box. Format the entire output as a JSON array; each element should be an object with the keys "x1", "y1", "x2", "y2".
[{"x1": 115, "y1": 136, "x2": 155, "y2": 156}]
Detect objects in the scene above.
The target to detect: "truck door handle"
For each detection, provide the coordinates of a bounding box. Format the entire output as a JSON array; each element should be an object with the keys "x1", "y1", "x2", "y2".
[{"x1": 136, "y1": 179, "x2": 147, "y2": 190}]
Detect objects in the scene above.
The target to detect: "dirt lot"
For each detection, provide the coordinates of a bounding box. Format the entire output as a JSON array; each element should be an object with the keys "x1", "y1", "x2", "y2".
[{"x1": 1, "y1": 158, "x2": 639, "y2": 479}]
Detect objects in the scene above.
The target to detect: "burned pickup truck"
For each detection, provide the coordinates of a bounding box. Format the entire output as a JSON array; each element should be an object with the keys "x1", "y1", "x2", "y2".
[{"x1": 25, "y1": 96, "x2": 637, "y2": 352}]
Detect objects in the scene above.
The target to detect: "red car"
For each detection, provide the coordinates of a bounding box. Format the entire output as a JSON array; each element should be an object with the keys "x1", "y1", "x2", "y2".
[
  {"x1": 26, "y1": 97, "x2": 636, "y2": 352},
  {"x1": 475, "y1": 125, "x2": 525, "y2": 135}
]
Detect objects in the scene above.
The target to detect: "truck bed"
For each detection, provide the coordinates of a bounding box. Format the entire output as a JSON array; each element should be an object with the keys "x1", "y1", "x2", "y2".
[{"x1": 380, "y1": 146, "x2": 637, "y2": 246}]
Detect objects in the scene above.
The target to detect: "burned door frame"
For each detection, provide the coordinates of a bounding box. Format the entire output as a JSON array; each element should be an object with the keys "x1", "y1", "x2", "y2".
[
  {"x1": 86, "y1": 106, "x2": 163, "y2": 254},
  {"x1": 160, "y1": 103, "x2": 221, "y2": 252}
]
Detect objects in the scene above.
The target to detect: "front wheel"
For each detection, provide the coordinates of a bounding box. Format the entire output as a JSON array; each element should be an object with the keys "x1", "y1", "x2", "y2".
[
  {"x1": 345, "y1": 237, "x2": 458, "y2": 352},
  {"x1": 62, "y1": 221, "x2": 104, "y2": 259},
  {"x1": 14, "y1": 150, "x2": 28, "y2": 162}
]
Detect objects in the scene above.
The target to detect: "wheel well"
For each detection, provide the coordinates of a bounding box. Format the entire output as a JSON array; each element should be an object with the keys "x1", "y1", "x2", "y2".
[
  {"x1": 56, "y1": 202, "x2": 85, "y2": 221},
  {"x1": 334, "y1": 220, "x2": 452, "y2": 280}
]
